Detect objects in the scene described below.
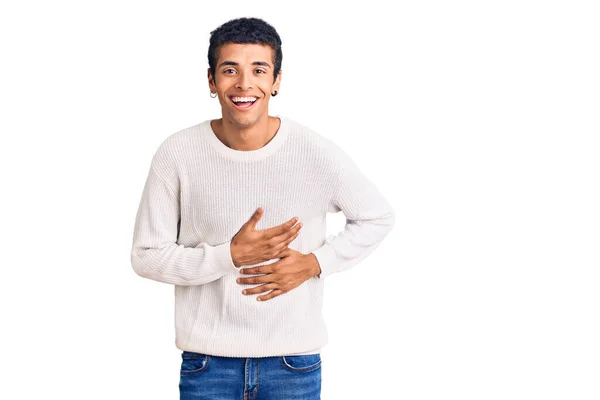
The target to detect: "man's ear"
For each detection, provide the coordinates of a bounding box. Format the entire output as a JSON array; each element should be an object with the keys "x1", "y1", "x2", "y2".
[
  {"x1": 208, "y1": 68, "x2": 216, "y2": 92},
  {"x1": 273, "y1": 70, "x2": 282, "y2": 93}
]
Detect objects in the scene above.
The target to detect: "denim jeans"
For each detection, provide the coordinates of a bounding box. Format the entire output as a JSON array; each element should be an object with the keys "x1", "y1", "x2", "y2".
[{"x1": 179, "y1": 350, "x2": 322, "y2": 400}]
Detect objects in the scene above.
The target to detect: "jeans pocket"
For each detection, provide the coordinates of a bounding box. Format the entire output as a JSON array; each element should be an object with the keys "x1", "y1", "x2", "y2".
[
  {"x1": 180, "y1": 351, "x2": 210, "y2": 376},
  {"x1": 281, "y1": 353, "x2": 322, "y2": 373}
]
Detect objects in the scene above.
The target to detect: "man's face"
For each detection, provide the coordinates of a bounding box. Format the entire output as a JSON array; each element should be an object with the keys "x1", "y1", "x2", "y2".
[{"x1": 208, "y1": 43, "x2": 281, "y2": 128}]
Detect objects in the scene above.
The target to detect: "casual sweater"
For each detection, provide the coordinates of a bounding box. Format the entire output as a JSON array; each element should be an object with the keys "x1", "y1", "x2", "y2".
[{"x1": 130, "y1": 115, "x2": 395, "y2": 358}]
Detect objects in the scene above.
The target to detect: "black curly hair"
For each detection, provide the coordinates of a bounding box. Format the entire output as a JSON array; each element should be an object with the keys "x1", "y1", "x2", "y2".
[{"x1": 208, "y1": 17, "x2": 283, "y2": 83}]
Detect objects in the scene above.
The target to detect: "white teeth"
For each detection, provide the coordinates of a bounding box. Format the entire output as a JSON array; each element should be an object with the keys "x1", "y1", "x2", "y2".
[{"x1": 231, "y1": 96, "x2": 257, "y2": 103}]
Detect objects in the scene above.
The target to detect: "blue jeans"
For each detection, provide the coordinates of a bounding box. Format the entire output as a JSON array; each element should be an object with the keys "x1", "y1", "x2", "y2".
[{"x1": 179, "y1": 350, "x2": 322, "y2": 400}]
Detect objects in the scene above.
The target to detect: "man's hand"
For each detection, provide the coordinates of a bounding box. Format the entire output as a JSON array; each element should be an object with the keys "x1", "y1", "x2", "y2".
[
  {"x1": 236, "y1": 248, "x2": 322, "y2": 302},
  {"x1": 231, "y1": 207, "x2": 302, "y2": 267}
]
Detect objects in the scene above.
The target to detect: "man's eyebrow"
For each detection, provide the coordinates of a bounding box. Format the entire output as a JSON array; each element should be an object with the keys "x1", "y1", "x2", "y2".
[
  {"x1": 252, "y1": 61, "x2": 272, "y2": 68},
  {"x1": 218, "y1": 61, "x2": 272, "y2": 68}
]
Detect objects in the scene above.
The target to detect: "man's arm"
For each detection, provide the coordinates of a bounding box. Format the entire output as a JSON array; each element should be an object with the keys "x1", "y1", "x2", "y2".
[
  {"x1": 311, "y1": 141, "x2": 395, "y2": 279},
  {"x1": 130, "y1": 151, "x2": 238, "y2": 286}
]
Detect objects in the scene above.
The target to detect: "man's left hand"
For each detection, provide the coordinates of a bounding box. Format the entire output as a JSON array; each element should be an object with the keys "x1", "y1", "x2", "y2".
[{"x1": 236, "y1": 248, "x2": 321, "y2": 302}]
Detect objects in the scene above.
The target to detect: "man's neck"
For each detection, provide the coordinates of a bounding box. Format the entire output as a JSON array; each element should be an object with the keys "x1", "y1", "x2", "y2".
[{"x1": 211, "y1": 115, "x2": 281, "y2": 151}]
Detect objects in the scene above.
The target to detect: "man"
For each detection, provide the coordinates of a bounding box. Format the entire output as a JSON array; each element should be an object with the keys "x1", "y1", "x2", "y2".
[{"x1": 131, "y1": 17, "x2": 395, "y2": 400}]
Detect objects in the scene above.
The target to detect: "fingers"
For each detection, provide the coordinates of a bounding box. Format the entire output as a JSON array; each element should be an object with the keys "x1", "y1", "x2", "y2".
[
  {"x1": 244, "y1": 207, "x2": 263, "y2": 230},
  {"x1": 237, "y1": 276, "x2": 285, "y2": 301},
  {"x1": 263, "y1": 216, "x2": 299, "y2": 238},
  {"x1": 273, "y1": 229, "x2": 300, "y2": 255},
  {"x1": 237, "y1": 275, "x2": 272, "y2": 285},
  {"x1": 239, "y1": 282, "x2": 282, "y2": 301},
  {"x1": 256, "y1": 289, "x2": 284, "y2": 302},
  {"x1": 242, "y1": 283, "x2": 285, "y2": 302},
  {"x1": 243, "y1": 282, "x2": 277, "y2": 295}
]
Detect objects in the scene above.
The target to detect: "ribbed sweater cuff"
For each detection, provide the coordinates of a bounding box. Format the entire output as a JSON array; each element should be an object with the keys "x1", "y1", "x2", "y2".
[
  {"x1": 311, "y1": 244, "x2": 337, "y2": 279},
  {"x1": 198, "y1": 240, "x2": 239, "y2": 274}
]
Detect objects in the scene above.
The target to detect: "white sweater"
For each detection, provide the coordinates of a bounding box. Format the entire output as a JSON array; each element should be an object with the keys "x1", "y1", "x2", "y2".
[{"x1": 130, "y1": 116, "x2": 395, "y2": 357}]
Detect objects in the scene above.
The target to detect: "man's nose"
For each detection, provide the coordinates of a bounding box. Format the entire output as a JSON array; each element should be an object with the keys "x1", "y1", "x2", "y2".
[{"x1": 235, "y1": 72, "x2": 253, "y2": 90}]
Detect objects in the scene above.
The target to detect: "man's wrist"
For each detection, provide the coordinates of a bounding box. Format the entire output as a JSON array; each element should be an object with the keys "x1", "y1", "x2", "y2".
[
  {"x1": 307, "y1": 253, "x2": 322, "y2": 278},
  {"x1": 230, "y1": 241, "x2": 240, "y2": 267}
]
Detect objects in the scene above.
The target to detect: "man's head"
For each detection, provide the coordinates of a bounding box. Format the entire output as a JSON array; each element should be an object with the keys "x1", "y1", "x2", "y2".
[
  {"x1": 207, "y1": 17, "x2": 283, "y2": 128},
  {"x1": 208, "y1": 17, "x2": 282, "y2": 83}
]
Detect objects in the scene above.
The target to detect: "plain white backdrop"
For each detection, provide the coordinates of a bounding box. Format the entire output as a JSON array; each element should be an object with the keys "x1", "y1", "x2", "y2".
[{"x1": 1, "y1": 1, "x2": 598, "y2": 399}]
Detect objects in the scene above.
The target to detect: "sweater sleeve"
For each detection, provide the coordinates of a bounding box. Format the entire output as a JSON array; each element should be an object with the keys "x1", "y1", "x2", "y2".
[
  {"x1": 310, "y1": 141, "x2": 395, "y2": 279},
  {"x1": 130, "y1": 149, "x2": 238, "y2": 286}
]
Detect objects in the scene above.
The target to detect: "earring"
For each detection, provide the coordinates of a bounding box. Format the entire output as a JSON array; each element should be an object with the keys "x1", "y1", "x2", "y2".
[
  {"x1": 271, "y1": 90, "x2": 278, "y2": 97},
  {"x1": 210, "y1": 92, "x2": 217, "y2": 98}
]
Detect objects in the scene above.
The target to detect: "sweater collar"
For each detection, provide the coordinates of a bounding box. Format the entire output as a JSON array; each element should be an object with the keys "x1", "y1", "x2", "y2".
[{"x1": 203, "y1": 116, "x2": 289, "y2": 162}]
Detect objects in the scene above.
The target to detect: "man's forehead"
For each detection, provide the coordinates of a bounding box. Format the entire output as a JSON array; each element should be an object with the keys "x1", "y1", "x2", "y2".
[{"x1": 217, "y1": 43, "x2": 274, "y2": 60}]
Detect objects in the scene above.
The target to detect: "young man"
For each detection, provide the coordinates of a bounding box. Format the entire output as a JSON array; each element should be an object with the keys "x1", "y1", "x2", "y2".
[{"x1": 131, "y1": 17, "x2": 395, "y2": 399}]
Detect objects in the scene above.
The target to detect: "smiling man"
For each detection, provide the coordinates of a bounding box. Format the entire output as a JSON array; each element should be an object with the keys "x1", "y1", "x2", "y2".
[{"x1": 131, "y1": 17, "x2": 395, "y2": 400}]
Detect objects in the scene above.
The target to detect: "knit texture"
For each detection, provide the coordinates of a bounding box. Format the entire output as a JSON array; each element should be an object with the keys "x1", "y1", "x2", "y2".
[{"x1": 131, "y1": 116, "x2": 395, "y2": 357}]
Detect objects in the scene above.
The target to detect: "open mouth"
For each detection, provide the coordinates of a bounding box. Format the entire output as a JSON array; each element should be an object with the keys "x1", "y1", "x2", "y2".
[{"x1": 230, "y1": 96, "x2": 258, "y2": 110}]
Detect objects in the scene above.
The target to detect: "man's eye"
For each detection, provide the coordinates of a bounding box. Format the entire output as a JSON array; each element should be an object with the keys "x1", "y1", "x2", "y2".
[
  {"x1": 255, "y1": 69, "x2": 266, "y2": 74},
  {"x1": 224, "y1": 69, "x2": 235, "y2": 74}
]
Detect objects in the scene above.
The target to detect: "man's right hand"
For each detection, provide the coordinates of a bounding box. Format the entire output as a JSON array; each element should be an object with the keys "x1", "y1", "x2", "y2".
[{"x1": 230, "y1": 207, "x2": 302, "y2": 267}]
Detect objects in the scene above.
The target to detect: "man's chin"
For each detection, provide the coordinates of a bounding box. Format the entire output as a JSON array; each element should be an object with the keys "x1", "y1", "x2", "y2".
[{"x1": 226, "y1": 112, "x2": 261, "y2": 128}]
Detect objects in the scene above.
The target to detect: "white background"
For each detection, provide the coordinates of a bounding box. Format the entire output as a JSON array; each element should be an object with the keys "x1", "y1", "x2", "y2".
[{"x1": 1, "y1": 1, "x2": 598, "y2": 399}]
